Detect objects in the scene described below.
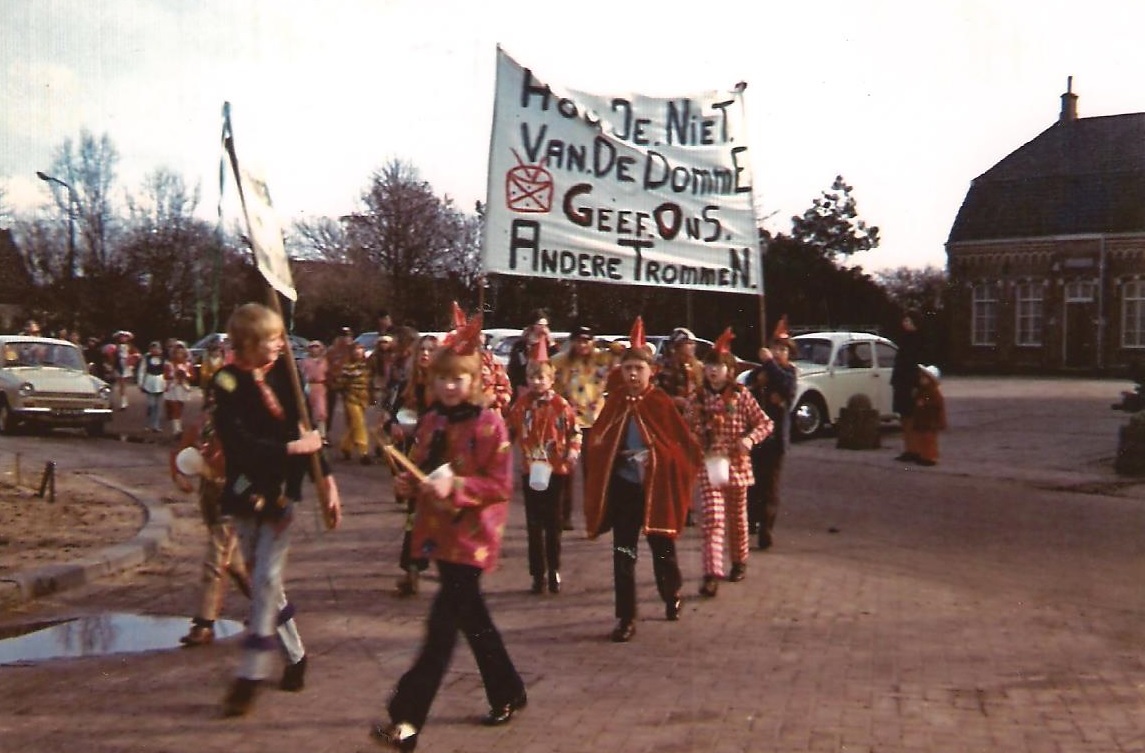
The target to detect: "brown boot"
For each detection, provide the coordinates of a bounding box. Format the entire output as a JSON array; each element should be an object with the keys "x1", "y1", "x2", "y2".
[
  {"x1": 179, "y1": 622, "x2": 214, "y2": 647},
  {"x1": 222, "y1": 678, "x2": 260, "y2": 717},
  {"x1": 280, "y1": 655, "x2": 307, "y2": 692},
  {"x1": 394, "y1": 569, "x2": 419, "y2": 597}
]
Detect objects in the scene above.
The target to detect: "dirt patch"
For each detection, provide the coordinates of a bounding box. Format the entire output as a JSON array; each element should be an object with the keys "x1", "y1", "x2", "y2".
[{"x1": 0, "y1": 474, "x2": 145, "y2": 576}]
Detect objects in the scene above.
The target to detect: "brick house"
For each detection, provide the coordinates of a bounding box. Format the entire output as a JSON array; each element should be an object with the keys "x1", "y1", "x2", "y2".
[{"x1": 946, "y1": 80, "x2": 1145, "y2": 374}]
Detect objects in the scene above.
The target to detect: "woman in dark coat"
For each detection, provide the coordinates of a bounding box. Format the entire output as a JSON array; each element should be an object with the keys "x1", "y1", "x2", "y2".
[{"x1": 891, "y1": 312, "x2": 922, "y2": 462}]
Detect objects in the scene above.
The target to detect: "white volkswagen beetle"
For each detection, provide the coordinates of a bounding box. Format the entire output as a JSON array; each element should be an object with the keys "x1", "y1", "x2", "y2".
[
  {"x1": 740, "y1": 331, "x2": 901, "y2": 440},
  {"x1": 0, "y1": 335, "x2": 113, "y2": 436}
]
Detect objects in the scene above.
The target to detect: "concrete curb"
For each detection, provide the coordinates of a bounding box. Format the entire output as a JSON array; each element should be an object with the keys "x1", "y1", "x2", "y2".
[{"x1": 0, "y1": 475, "x2": 172, "y2": 609}]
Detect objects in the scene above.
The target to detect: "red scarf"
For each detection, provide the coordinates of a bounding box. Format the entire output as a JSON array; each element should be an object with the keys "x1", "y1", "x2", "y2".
[{"x1": 237, "y1": 359, "x2": 285, "y2": 421}]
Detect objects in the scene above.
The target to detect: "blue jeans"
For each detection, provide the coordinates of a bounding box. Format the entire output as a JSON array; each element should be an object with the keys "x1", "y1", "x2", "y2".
[
  {"x1": 145, "y1": 391, "x2": 163, "y2": 431},
  {"x1": 234, "y1": 513, "x2": 304, "y2": 680}
]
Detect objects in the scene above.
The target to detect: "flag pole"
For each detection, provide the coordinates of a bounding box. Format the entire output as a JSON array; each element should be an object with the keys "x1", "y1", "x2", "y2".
[
  {"x1": 221, "y1": 104, "x2": 333, "y2": 528},
  {"x1": 758, "y1": 235, "x2": 768, "y2": 352}
]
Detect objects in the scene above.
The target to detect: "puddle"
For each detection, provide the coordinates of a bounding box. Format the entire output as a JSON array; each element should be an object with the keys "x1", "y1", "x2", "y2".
[{"x1": 0, "y1": 613, "x2": 244, "y2": 665}]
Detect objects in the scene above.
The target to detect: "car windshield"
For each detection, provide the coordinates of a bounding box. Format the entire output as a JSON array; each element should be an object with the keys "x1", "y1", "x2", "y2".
[
  {"x1": 4, "y1": 342, "x2": 87, "y2": 370},
  {"x1": 792, "y1": 338, "x2": 833, "y2": 366},
  {"x1": 191, "y1": 334, "x2": 226, "y2": 351},
  {"x1": 493, "y1": 337, "x2": 519, "y2": 357}
]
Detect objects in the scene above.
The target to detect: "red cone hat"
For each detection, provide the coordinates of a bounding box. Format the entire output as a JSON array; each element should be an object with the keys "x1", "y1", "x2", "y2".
[
  {"x1": 772, "y1": 315, "x2": 790, "y2": 344},
  {"x1": 443, "y1": 312, "x2": 484, "y2": 355},
  {"x1": 530, "y1": 335, "x2": 550, "y2": 363},
  {"x1": 713, "y1": 326, "x2": 735, "y2": 355},
  {"x1": 450, "y1": 301, "x2": 467, "y2": 330},
  {"x1": 629, "y1": 316, "x2": 646, "y2": 351}
]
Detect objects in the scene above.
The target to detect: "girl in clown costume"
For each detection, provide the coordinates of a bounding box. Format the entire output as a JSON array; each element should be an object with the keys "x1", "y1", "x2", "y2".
[{"x1": 686, "y1": 328, "x2": 773, "y2": 598}]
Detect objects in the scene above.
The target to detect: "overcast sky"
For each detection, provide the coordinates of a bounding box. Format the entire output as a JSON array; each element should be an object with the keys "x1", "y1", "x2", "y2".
[{"x1": 4, "y1": 0, "x2": 1145, "y2": 272}]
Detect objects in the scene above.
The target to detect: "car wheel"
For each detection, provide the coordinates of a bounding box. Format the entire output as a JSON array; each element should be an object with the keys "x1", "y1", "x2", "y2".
[
  {"x1": 792, "y1": 394, "x2": 826, "y2": 440},
  {"x1": 0, "y1": 399, "x2": 17, "y2": 435}
]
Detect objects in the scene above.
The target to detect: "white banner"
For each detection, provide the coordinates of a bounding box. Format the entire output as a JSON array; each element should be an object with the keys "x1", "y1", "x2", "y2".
[
  {"x1": 236, "y1": 165, "x2": 297, "y2": 302},
  {"x1": 483, "y1": 48, "x2": 759, "y2": 294},
  {"x1": 221, "y1": 103, "x2": 297, "y2": 302}
]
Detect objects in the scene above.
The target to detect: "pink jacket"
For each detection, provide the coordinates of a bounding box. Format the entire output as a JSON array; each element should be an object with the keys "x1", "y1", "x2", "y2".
[{"x1": 409, "y1": 405, "x2": 513, "y2": 571}]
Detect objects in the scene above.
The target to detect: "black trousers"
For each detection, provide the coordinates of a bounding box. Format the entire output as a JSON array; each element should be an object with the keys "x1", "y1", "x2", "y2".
[
  {"x1": 388, "y1": 561, "x2": 524, "y2": 730},
  {"x1": 398, "y1": 496, "x2": 429, "y2": 573},
  {"x1": 606, "y1": 475, "x2": 681, "y2": 621},
  {"x1": 748, "y1": 442, "x2": 784, "y2": 541},
  {"x1": 395, "y1": 435, "x2": 427, "y2": 573},
  {"x1": 523, "y1": 474, "x2": 565, "y2": 577}
]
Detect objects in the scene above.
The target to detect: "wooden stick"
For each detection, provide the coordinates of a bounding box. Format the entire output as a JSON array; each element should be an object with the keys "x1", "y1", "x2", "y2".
[
  {"x1": 372, "y1": 425, "x2": 400, "y2": 475},
  {"x1": 382, "y1": 444, "x2": 429, "y2": 482},
  {"x1": 264, "y1": 288, "x2": 334, "y2": 530}
]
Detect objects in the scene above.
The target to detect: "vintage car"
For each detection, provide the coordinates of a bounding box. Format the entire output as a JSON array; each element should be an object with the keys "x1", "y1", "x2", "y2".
[
  {"x1": 738, "y1": 331, "x2": 901, "y2": 440},
  {"x1": 596, "y1": 333, "x2": 759, "y2": 374},
  {"x1": 0, "y1": 335, "x2": 114, "y2": 436},
  {"x1": 189, "y1": 332, "x2": 308, "y2": 381},
  {"x1": 490, "y1": 331, "x2": 570, "y2": 366}
]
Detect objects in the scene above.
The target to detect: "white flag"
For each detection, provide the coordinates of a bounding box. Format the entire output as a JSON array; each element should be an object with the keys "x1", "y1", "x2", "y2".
[
  {"x1": 221, "y1": 102, "x2": 297, "y2": 301},
  {"x1": 236, "y1": 165, "x2": 297, "y2": 301}
]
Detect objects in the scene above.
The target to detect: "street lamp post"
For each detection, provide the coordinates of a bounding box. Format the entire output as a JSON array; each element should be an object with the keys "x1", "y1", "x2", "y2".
[{"x1": 36, "y1": 171, "x2": 77, "y2": 282}]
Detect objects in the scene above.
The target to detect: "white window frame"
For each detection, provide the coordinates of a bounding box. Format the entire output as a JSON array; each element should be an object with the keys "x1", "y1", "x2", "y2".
[
  {"x1": 1122, "y1": 280, "x2": 1145, "y2": 349},
  {"x1": 1064, "y1": 280, "x2": 1094, "y2": 303},
  {"x1": 1014, "y1": 281, "x2": 1043, "y2": 347},
  {"x1": 971, "y1": 282, "x2": 998, "y2": 347}
]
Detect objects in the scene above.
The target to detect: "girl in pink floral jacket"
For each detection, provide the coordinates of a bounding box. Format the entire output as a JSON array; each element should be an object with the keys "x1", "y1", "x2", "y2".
[{"x1": 373, "y1": 319, "x2": 525, "y2": 751}]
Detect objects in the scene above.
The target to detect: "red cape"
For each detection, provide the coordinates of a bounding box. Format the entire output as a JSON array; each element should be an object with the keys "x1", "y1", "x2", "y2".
[{"x1": 584, "y1": 384, "x2": 702, "y2": 539}]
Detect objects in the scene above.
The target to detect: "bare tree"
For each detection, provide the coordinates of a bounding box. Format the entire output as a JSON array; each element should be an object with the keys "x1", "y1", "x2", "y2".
[
  {"x1": 289, "y1": 216, "x2": 349, "y2": 262},
  {"x1": 44, "y1": 129, "x2": 121, "y2": 275},
  {"x1": 344, "y1": 159, "x2": 476, "y2": 319},
  {"x1": 118, "y1": 167, "x2": 219, "y2": 338},
  {"x1": 10, "y1": 217, "x2": 67, "y2": 284}
]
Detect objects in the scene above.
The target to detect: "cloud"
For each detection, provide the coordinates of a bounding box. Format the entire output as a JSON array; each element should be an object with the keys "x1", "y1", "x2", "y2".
[{"x1": 3, "y1": 60, "x2": 83, "y2": 142}]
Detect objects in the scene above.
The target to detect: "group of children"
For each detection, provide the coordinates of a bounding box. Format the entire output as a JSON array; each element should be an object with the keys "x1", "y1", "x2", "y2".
[
  {"x1": 165, "y1": 300, "x2": 945, "y2": 751},
  {"x1": 125, "y1": 337, "x2": 197, "y2": 433}
]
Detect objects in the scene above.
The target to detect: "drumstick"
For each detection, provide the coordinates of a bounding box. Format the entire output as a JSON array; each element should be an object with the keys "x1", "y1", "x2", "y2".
[
  {"x1": 373, "y1": 426, "x2": 400, "y2": 475},
  {"x1": 382, "y1": 444, "x2": 429, "y2": 483}
]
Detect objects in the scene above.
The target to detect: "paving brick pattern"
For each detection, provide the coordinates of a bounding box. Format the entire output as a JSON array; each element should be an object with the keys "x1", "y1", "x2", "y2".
[{"x1": 0, "y1": 377, "x2": 1144, "y2": 752}]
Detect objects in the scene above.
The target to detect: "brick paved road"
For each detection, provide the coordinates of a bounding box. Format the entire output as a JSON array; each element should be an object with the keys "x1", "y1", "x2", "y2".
[{"x1": 1, "y1": 377, "x2": 1144, "y2": 753}]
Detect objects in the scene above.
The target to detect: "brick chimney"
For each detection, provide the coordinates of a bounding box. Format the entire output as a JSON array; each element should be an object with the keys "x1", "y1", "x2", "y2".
[{"x1": 1060, "y1": 76, "x2": 1078, "y2": 123}]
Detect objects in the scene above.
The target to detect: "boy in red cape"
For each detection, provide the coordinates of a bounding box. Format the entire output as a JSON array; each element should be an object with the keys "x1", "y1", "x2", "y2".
[{"x1": 584, "y1": 317, "x2": 702, "y2": 643}]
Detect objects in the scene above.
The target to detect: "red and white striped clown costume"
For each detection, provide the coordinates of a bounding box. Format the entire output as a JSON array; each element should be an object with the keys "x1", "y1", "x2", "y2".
[{"x1": 687, "y1": 369, "x2": 772, "y2": 580}]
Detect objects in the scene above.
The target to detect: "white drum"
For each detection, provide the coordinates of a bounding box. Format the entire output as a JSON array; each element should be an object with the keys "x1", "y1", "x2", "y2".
[
  {"x1": 704, "y1": 454, "x2": 731, "y2": 487},
  {"x1": 528, "y1": 460, "x2": 553, "y2": 491},
  {"x1": 395, "y1": 408, "x2": 419, "y2": 430},
  {"x1": 175, "y1": 446, "x2": 205, "y2": 477}
]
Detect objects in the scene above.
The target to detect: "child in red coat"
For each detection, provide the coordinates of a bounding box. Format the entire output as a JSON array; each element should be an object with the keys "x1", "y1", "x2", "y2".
[{"x1": 911, "y1": 365, "x2": 947, "y2": 466}]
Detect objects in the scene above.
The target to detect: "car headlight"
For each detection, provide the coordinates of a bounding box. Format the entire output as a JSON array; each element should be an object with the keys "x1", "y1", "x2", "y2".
[
  {"x1": 18, "y1": 382, "x2": 34, "y2": 397},
  {"x1": 99, "y1": 384, "x2": 112, "y2": 399}
]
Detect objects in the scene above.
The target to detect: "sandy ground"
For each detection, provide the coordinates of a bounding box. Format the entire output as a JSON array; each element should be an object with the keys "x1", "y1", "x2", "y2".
[{"x1": 0, "y1": 472, "x2": 144, "y2": 576}]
